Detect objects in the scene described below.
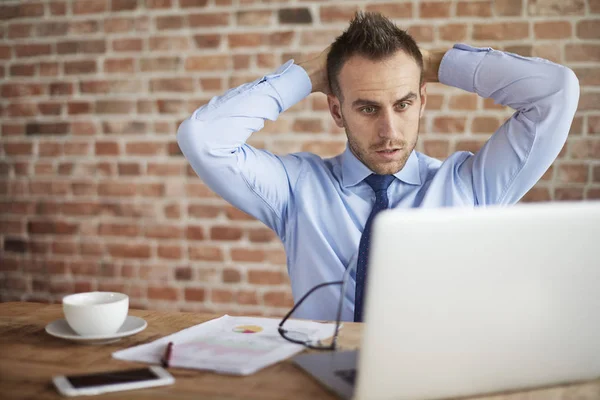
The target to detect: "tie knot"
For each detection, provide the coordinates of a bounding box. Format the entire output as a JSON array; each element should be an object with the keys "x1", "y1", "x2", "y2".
[{"x1": 365, "y1": 174, "x2": 395, "y2": 193}]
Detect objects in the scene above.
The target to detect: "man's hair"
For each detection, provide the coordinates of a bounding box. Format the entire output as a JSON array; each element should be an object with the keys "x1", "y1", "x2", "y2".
[{"x1": 327, "y1": 11, "x2": 423, "y2": 100}]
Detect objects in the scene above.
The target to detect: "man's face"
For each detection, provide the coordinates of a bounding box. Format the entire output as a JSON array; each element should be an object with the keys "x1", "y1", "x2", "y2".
[{"x1": 327, "y1": 51, "x2": 426, "y2": 175}]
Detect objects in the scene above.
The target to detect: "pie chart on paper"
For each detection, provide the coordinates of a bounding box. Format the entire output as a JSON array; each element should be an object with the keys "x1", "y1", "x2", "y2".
[{"x1": 232, "y1": 325, "x2": 263, "y2": 334}]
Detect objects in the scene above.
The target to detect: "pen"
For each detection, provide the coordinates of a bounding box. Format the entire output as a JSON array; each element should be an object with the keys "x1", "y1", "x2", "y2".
[{"x1": 161, "y1": 341, "x2": 173, "y2": 368}]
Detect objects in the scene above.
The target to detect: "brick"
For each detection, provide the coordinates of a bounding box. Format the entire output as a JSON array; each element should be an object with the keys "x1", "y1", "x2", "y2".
[
  {"x1": 210, "y1": 226, "x2": 242, "y2": 241},
  {"x1": 185, "y1": 287, "x2": 206, "y2": 302},
  {"x1": 64, "y1": 60, "x2": 97, "y2": 75},
  {"x1": 234, "y1": 10, "x2": 271, "y2": 27},
  {"x1": 449, "y1": 94, "x2": 477, "y2": 110},
  {"x1": 71, "y1": 121, "x2": 97, "y2": 135},
  {"x1": 53, "y1": 241, "x2": 78, "y2": 255},
  {"x1": 185, "y1": 55, "x2": 229, "y2": 71},
  {"x1": 49, "y1": 82, "x2": 73, "y2": 96},
  {"x1": 104, "y1": 58, "x2": 135, "y2": 73},
  {"x1": 319, "y1": 5, "x2": 359, "y2": 23},
  {"x1": 263, "y1": 291, "x2": 293, "y2": 307},
  {"x1": 420, "y1": 2, "x2": 451, "y2": 18},
  {"x1": 157, "y1": 99, "x2": 186, "y2": 114},
  {"x1": 107, "y1": 243, "x2": 151, "y2": 259},
  {"x1": 439, "y1": 23, "x2": 467, "y2": 42},
  {"x1": 158, "y1": 245, "x2": 182, "y2": 259},
  {"x1": 189, "y1": 12, "x2": 229, "y2": 27},
  {"x1": 568, "y1": 116, "x2": 583, "y2": 136},
  {"x1": 28, "y1": 221, "x2": 78, "y2": 235},
  {"x1": 188, "y1": 205, "x2": 221, "y2": 218},
  {"x1": 528, "y1": 0, "x2": 584, "y2": 15},
  {"x1": 117, "y1": 163, "x2": 140, "y2": 176},
  {"x1": 140, "y1": 56, "x2": 180, "y2": 71},
  {"x1": 292, "y1": 118, "x2": 323, "y2": 134},
  {"x1": 237, "y1": 290, "x2": 258, "y2": 305},
  {"x1": 473, "y1": 23, "x2": 529, "y2": 40},
  {"x1": 580, "y1": 93, "x2": 600, "y2": 111},
  {"x1": 557, "y1": 163, "x2": 588, "y2": 183},
  {"x1": 532, "y1": 44, "x2": 561, "y2": 63},
  {"x1": 248, "y1": 269, "x2": 284, "y2": 285},
  {"x1": 137, "y1": 183, "x2": 164, "y2": 197},
  {"x1": 278, "y1": 8, "x2": 311, "y2": 24},
  {"x1": 126, "y1": 141, "x2": 165, "y2": 155},
  {"x1": 148, "y1": 286, "x2": 178, "y2": 301},
  {"x1": 38, "y1": 141, "x2": 62, "y2": 157},
  {"x1": 99, "y1": 223, "x2": 139, "y2": 237},
  {"x1": 2, "y1": 83, "x2": 44, "y2": 98},
  {"x1": 189, "y1": 245, "x2": 223, "y2": 261},
  {"x1": 150, "y1": 78, "x2": 194, "y2": 93},
  {"x1": 95, "y1": 141, "x2": 119, "y2": 155},
  {"x1": 148, "y1": 0, "x2": 172, "y2": 7},
  {"x1": 8, "y1": 102, "x2": 37, "y2": 118},
  {"x1": 433, "y1": 117, "x2": 466, "y2": 134},
  {"x1": 96, "y1": 100, "x2": 135, "y2": 114},
  {"x1": 231, "y1": 248, "x2": 266, "y2": 262},
  {"x1": 534, "y1": 21, "x2": 572, "y2": 39},
  {"x1": 72, "y1": 0, "x2": 107, "y2": 14},
  {"x1": 104, "y1": 17, "x2": 134, "y2": 33},
  {"x1": 39, "y1": 103, "x2": 63, "y2": 116},
  {"x1": 494, "y1": 0, "x2": 522, "y2": 15},
  {"x1": 70, "y1": 20, "x2": 100, "y2": 34},
  {"x1": 149, "y1": 36, "x2": 190, "y2": 51},
  {"x1": 456, "y1": 1, "x2": 492, "y2": 16},
  {"x1": 423, "y1": 140, "x2": 450, "y2": 160},
  {"x1": 113, "y1": 38, "x2": 143, "y2": 52},
  {"x1": 185, "y1": 225, "x2": 205, "y2": 240},
  {"x1": 472, "y1": 117, "x2": 500, "y2": 134},
  {"x1": 573, "y1": 68, "x2": 600, "y2": 86},
  {"x1": 555, "y1": 187, "x2": 584, "y2": 201},
  {"x1": 4, "y1": 238, "x2": 27, "y2": 253},
  {"x1": 145, "y1": 224, "x2": 183, "y2": 239},
  {"x1": 569, "y1": 139, "x2": 600, "y2": 159},
  {"x1": 212, "y1": 289, "x2": 233, "y2": 303},
  {"x1": 590, "y1": 116, "x2": 600, "y2": 135},
  {"x1": 249, "y1": 228, "x2": 276, "y2": 243},
  {"x1": 521, "y1": 187, "x2": 551, "y2": 202},
  {"x1": 36, "y1": 22, "x2": 69, "y2": 37},
  {"x1": 15, "y1": 43, "x2": 52, "y2": 58},
  {"x1": 180, "y1": 0, "x2": 208, "y2": 7},
  {"x1": 9, "y1": 23, "x2": 33, "y2": 39},
  {"x1": 455, "y1": 140, "x2": 486, "y2": 154},
  {"x1": 3, "y1": 142, "x2": 33, "y2": 155},
  {"x1": 10, "y1": 64, "x2": 36, "y2": 77},
  {"x1": 98, "y1": 182, "x2": 136, "y2": 196},
  {"x1": 577, "y1": 20, "x2": 600, "y2": 39},
  {"x1": 175, "y1": 266, "x2": 192, "y2": 281},
  {"x1": 156, "y1": 15, "x2": 184, "y2": 30},
  {"x1": 365, "y1": 3, "x2": 412, "y2": 18},
  {"x1": 222, "y1": 268, "x2": 241, "y2": 283},
  {"x1": 111, "y1": 0, "x2": 137, "y2": 11},
  {"x1": 57, "y1": 40, "x2": 106, "y2": 54}
]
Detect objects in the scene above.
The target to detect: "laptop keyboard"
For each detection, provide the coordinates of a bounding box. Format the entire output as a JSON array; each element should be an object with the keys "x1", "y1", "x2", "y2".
[{"x1": 334, "y1": 368, "x2": 357, "y2": 385}]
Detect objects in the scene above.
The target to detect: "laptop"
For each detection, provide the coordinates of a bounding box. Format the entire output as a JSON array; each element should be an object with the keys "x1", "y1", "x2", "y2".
[{"x1": 293, "y1": 201, "x2": 600, "y2": 400}]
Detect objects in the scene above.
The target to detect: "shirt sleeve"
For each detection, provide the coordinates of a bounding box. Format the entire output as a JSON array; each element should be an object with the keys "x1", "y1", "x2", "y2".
[
  {"x1": 176, "y1": 60, "x2": 312, "y2": 236},
  {"x1": 439, "y1": 44, "x2": 580, "y2": 205}
]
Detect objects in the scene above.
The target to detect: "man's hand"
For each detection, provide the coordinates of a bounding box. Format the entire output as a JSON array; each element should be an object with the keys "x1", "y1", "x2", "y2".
[
  {"x1": 298, "y1": 46, "x2": 331, "y2": 95},
  {"x1": 421, "y1": 48, "x2": 446, "y2": 83}
]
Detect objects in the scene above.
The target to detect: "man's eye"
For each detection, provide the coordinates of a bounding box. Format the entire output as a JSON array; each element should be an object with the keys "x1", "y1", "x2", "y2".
[
  {"x1": 361, "y1": 107, "x2": 377, "y2": 114},
  {"x1": 397, "y1": 103, "x2": 409, "y2": 110}
]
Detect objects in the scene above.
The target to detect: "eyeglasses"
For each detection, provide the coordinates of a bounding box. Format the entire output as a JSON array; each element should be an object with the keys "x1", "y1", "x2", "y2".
[{"x1": 278, "y1": 264, "x2": 355, "y2": 350}]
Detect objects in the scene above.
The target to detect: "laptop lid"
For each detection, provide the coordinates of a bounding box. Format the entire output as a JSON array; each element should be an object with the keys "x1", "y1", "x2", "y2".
[{"x1": 354, "y1": 201, "x2": 600, "y2": 400}]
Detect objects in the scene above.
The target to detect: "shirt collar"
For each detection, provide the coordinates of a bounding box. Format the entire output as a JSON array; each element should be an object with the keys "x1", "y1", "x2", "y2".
[{"x1": 341, "y1": 145, "x2": 421, "y2": 188}]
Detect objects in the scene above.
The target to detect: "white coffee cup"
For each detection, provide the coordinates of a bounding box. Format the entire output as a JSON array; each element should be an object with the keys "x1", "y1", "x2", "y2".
[{"x1": 62, "y1": 292, "x2": 129, "y2": 336}]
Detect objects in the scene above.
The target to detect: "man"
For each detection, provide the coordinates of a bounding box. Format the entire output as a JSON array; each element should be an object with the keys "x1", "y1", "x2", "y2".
[{"x1": 177, "y1": 12, "x2": 579, "y2": 322}]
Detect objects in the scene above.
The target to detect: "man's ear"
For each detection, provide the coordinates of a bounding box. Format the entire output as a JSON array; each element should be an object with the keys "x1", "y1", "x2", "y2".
[
  {"x1": 327, "y1": 94, "x2": 344, "y2": 128},
  {"x1": 419, "y1": 82, "x2": 427, "y2": 119}
]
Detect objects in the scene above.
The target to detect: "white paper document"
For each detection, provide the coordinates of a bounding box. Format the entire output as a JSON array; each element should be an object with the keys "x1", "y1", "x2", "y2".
[{"x1": 113, "y1": 315, "x2": 338, "y2": 375}]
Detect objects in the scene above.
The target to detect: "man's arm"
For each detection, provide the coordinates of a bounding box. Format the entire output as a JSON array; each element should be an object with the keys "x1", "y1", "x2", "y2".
[
  {"x1": 177, "y1": 51, "x2": 328, "y2": 236},
  {"x1": 428, "y1": 44, "x2": 579, "y2": 205}
]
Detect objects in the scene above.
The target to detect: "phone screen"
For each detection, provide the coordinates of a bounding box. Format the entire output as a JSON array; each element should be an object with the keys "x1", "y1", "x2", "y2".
[{"x1": 66, "y1": 368, "x2": 160, "y2": 389}]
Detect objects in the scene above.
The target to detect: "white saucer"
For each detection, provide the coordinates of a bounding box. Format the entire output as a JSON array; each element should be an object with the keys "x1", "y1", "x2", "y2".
[{"x1": 45, "y1": 316, "x2": 147, "y2": 345}]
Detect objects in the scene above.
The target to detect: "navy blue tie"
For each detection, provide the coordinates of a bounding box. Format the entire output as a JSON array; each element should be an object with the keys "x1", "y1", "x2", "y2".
[{"x1": 354, "y1": 174, "x2": 395, "y2": 322}]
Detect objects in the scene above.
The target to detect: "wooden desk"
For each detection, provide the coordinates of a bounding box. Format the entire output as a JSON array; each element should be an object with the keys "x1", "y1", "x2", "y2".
[{"x1": 1, "y1": 302, "x2": 599, "y2": 400}]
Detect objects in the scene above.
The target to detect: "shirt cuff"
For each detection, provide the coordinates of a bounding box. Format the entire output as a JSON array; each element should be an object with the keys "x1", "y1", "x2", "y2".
[
  {"x1": 266, "y1": 60, "x2": 312, "y2": 112},
  {"x1": 438, "y1": 44, "x2": 491, "y2": 93}
]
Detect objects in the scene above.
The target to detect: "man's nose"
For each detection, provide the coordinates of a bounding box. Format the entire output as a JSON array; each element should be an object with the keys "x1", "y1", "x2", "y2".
[{"x1": 378, "y1": 111, "x2": 402, "y2": 140}]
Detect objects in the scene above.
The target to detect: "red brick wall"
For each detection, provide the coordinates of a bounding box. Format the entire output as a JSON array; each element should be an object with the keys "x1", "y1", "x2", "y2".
[{"x1": 1, "y1": 0, "x2": 599, "y2": 315}]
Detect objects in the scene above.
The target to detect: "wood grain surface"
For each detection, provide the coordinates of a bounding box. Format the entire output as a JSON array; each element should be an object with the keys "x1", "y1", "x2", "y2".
[{"x1": 0, "y1": 302, "x2": 598, "y2": 400}]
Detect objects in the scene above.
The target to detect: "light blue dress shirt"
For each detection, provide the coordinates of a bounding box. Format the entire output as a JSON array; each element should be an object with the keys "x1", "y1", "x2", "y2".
[{"x1": 177, "y1": 44, "x2": 579, "y2": 321}]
